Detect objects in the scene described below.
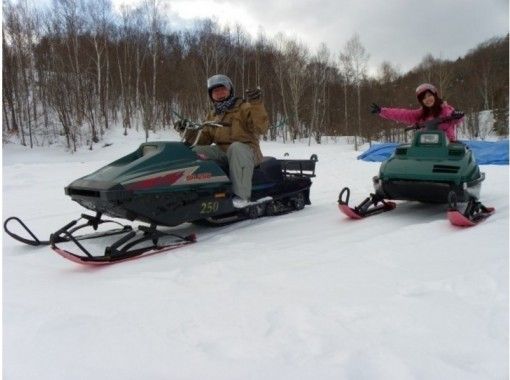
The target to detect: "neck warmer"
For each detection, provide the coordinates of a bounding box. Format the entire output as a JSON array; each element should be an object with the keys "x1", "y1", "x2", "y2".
[{"x1": 213, "y1": 95, "x2": 237, "y2": 115}]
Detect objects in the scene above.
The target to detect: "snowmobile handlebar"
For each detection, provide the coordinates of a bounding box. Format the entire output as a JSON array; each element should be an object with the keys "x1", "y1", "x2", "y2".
[
  {"x1": 404, "y1": 112, "x2": 464, "y2": 132},
  {"x1": 172, "y1": 109, "x2": 230, "y2": 133},
  {"x1": 178, "y1": 119, "x2": 231, "y2": 147},
  {"x1": 186, "y1": 120, "x2": 231, "y2": 130},
  {"x1": 176, "y1": 118, "x2": 230, "y2": 132}
]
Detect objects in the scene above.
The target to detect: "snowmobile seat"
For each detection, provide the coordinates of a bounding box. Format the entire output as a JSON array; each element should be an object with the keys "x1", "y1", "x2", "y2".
[
  {"x1": 206, "y1": 156, "x2": 283, "y2": 185},
  {"x1": 252, "y1": 157, "x2": 284, "y2": 185}
]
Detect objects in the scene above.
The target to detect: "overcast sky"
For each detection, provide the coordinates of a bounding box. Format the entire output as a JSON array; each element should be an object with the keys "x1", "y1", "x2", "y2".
[{"x1": 116, "y1": 0, "x2": 507, "y2": 75}]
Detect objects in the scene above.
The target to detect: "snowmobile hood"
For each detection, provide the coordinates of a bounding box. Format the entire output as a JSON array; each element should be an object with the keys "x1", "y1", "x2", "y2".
[
  {"x1": 379, "y1": 131, "x2": 481, "y2": 185},
  {"x1": 65, "y1": 142, "x2": 231, "y2": 199},
  {"x1": 76, "y1": 142, "x2": 197, "y2": 183}
]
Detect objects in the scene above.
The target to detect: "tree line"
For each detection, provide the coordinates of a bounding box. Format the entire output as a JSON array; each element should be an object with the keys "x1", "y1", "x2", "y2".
[{"x1": 3, "y1": 0, "x2": 508, "y2": 151}]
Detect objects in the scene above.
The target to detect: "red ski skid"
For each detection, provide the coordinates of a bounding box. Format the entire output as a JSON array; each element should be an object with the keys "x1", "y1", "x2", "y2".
[
  {"x1": 338, "y1": 187, "x2": 396, "y2": 220},
  {"x1": 53, "y1": 235, "x2": 196, "y2": 265},
  {"x1": 447, "y1": 207, "x2": 495, "y2": 227},
  {"x1": 338, "y1": 204, "x2": 364, "y2": 219},
  {"x1": 338, "y1": 201, "x2": 396, "y2": 220}
]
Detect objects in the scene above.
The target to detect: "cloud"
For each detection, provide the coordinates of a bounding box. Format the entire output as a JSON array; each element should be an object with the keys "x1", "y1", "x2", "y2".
[
  {"x1": 111, "y1": 0, "x2": 508, "y2": 73},
  {"x1": 240, "y1": 0, "x2": 508, "y2": 71}
]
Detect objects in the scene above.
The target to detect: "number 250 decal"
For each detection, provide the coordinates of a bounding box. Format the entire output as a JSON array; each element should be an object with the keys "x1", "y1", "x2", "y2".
[{"x1": 200, "y1": 201, "x2": 219, "y2": 214}]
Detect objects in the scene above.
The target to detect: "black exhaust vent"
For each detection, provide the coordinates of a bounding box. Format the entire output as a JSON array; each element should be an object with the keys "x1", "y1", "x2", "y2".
[
  {"x1": 432, "y1": 165, "x2": 460, "y2": 173},
  {"x1": 448, "y1": 149, "x2": 464, "y2": 156},
  {"x1": 67, "y1": 188, "x2": 101, "y2": 198}
]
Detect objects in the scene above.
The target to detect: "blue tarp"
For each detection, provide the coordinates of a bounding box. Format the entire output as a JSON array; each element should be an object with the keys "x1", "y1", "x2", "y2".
[{"x1": 358, "y1": 140, "x2": 509, "y2": 165}]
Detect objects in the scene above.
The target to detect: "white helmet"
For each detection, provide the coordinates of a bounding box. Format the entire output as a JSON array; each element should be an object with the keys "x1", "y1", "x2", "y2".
[{"x1": 207, "y1": 74, "x2": 234, "y2": 98}]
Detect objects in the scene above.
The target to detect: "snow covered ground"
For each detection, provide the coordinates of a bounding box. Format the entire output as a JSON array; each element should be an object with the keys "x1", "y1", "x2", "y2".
[{"x1": 2, "y1": 129, "x2": 509, "y2": 380}]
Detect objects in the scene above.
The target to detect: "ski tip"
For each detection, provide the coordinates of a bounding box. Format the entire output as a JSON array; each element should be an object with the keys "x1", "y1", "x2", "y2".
[
  {"x1": 447, "y1": 207, "x2": 495, "y2": 227},
  {"x1": 186, "y1": 233, "x2": 198, "y2": 242},
  {"x1": 338, "y1": 201, "x2": 396, "y2": 220},
  {"x1": 385, "y1": 201, "x2": 397, "y2": 211},
  {"x1": 338, "y1": 204, "x2": 363, "y2": 220},
  {"x1": 53, "y1": 247, "x2": 105, "y2": 265},
  {"x1": 447, "y1": 211, "x2": 476, "y2": 227}
]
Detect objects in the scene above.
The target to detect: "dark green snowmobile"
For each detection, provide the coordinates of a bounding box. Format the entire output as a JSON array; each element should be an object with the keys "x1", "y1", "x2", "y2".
[
  {"x1": 4, "y1": 121, "x2": 317, "y2": 264},
  {"x1": 338, "y1": 112, "x2": 494, "y2": 226}
]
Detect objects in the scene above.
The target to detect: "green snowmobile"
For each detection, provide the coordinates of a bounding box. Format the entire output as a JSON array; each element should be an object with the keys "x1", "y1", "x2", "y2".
[
  {"x1": 338, "y1": 112, "x2": 494, "y2": 226},
  {"x1": 5, "y1": 121, "x2": 317, "y2": 264}
]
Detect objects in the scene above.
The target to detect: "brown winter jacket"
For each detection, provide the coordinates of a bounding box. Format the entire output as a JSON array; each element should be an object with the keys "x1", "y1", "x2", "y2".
[{"x1": 185, "y1": 98, "x2": 269, "y2": 164}]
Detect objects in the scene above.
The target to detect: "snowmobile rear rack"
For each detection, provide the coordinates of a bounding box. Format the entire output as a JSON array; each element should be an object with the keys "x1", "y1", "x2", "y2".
[{"x1": 281, "y1": 154, "x2": 318, "y2": 178}]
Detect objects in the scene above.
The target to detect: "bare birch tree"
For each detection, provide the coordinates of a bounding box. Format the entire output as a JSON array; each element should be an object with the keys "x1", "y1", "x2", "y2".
[
  {"x1": 272, "y1": 34, "x2": 290, "y2": 142},
  {"x1": 308, "y1": 43, "x2": 330, "y2": 145},
  {"x1": 344, "y1": 34, "x2": 369, "y2": 150},
  {"x1": 3, "y1": 0, "x2": 39, "y2": 147},
  {"x1": 339, "y1": 51, "x2": 353, "y2": 140},
  {"x1": 283, "y1": 37, "x2": 308, "y2": 142},
  {"x1": 84, "y1": 0, "x2": 113, "y2": 139},
  {"x1": 378, "y1": 61, "x2": 400, "y2": 84}
]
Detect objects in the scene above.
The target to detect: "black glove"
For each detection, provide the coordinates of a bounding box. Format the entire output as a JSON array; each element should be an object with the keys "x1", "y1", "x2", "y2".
[
  {"x1": 174, "y1": 120, "x2": 187, "y2": 132},
  {"x1": 245, "y1": 88, "x2": 262, "y2": 102},
  {"x1": 450, "y1": 111, "x2": 464, "y2": 120},
  {"x1": 370, "y1": 103, "x2": 381, "y2": 114}
]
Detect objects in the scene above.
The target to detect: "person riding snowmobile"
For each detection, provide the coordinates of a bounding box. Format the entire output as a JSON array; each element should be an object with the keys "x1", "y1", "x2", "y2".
[
  {"x1": 370, "y1": 83, "x2": 464, "y2": 141},
  {"x1": 174, "y1": 74, "x2": 269, "y2": 208}
]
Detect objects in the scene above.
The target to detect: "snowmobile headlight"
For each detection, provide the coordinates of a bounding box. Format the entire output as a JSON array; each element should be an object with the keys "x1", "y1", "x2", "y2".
[
  {"x1": 419, "y1": 134, "x2": 439, "y2": 144},
  {"x1": 142, "y1": 145, "x2": 158, "y2": 156}
]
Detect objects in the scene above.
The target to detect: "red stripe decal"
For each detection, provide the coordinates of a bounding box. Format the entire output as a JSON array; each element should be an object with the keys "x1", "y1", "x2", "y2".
[{"x1": 126, "y1": 171, "x2": 184, "y2": 190}]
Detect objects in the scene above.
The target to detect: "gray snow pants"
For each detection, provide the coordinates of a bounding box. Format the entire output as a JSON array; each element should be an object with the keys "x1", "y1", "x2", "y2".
[{"x1": 193, "y1": 142, "x2": 256, "y2": 200}]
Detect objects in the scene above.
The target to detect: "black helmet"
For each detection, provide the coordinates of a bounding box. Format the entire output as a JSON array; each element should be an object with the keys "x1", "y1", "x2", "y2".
[{"x1": 207, "y1": 74, "x2": 234, "y2": 99}]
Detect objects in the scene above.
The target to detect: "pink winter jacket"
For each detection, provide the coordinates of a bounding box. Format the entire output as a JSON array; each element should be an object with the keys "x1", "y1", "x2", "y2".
[{"x1": 379, "y1": 103, "x2": 462, "y2": 141}]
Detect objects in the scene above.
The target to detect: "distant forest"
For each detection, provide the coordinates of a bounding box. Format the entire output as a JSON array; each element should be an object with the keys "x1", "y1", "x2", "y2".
[{"x1": 3, "y1": 0, "x2": 509, "y2": 151}]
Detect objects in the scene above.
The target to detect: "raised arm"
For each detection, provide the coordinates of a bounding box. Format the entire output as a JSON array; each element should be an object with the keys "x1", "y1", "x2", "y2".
[
  {"x1": 244, "y1": 88, "x2": 269, "y2": 135},
  {"x1": 379, "y1": 107, "x2": 423, "y2": 125}
]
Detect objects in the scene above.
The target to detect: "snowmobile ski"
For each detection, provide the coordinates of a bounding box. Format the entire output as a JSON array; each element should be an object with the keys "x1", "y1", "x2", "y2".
[
  {"x1": 338, "y1": 187, "x2": 396, "y2": 219},
  {"x1": 447, "y1": 209, "x2": 494, "y2": 227},
  {"x1": 51, "y1": 220, "x2": 196, "y2": 265},
  {"x1": 3, "y1": 214, "x2": 133, "y2": 246},
  {"x1": 447, "y1": 192, "x2": 495, "y2": 227}
]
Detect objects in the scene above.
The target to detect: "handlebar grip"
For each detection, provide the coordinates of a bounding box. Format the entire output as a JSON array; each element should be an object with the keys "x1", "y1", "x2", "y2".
[{"x1": 404, "y1": 125, "x2": 420, "y2": 132}]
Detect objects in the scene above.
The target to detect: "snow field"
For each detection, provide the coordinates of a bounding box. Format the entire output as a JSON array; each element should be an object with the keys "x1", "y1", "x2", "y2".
[{"x1": 2, "y1": 130, "x2": 508, "y2": 380}]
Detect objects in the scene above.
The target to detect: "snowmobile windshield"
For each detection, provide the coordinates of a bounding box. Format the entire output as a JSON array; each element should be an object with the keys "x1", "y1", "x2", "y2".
[
  {"x1": 142, "y1": 145, "x2": 159, "y2": 156},
  {"x1": 419, "y1": 134, "x2": 440, "y2": 144}
]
